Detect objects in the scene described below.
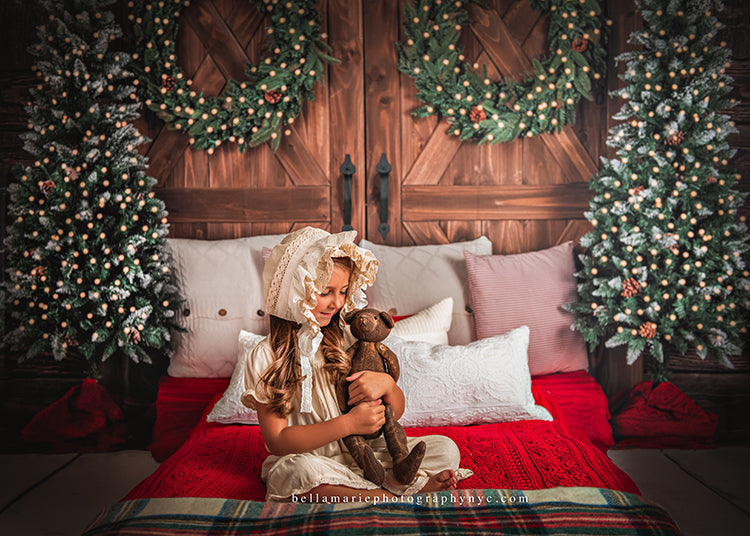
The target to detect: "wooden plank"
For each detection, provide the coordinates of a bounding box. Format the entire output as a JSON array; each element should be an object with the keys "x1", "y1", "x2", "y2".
[
  {"x1": 329, "y1": 0, "x2": 365, "y2": 235},
  {"x1": 556, "y1": 219, "x2": 593, "y2": 246},
  {"x1": 590, "y1": 344, "x2": 644, "y2": 398},
  {"x1": 0, "y1": 71, "x2": 35, "y2": 130},
  {"x1": 402, "y1": 120, "x2": 463, "y2": 185},
  {"x1": 178, "y1": 9, "x2": 208, "y2": 80},
  {"x1": 402, "y1": 221, "x2": 451, "y2": 246},
  {"x1": 668, "y1": 349, "x2": 750, "y2": 373},
  {"x1": 504, "y1": 0, "x2": 543, "y2": 49},
  {"x1": 364, "y1": 0, "x2": 402, "y2": 244},
  {"x1": 539, "y1": 126, "x2": 600, "y2": 182},
  {"x1": 226, "y1": 0, "x2": 264, "y2": 50},
  {"x1": 523, "y1": 134, "x2": 564, "y2": 186},
  {"x1": 469, "y1": 2, "x2": 532, "y2": 78},
  {"x1": 182, "y1": 0, "x2": 249, "y2": 83},
  {"x1": 402, "y1": 183, "x2": 592, "y2": 220},
  {"x1": 156, "y1": 187, "x2": 329, "y2": 222},
  {"x1": 275, "y1": 127, "x2": 329, "y2": 186}
]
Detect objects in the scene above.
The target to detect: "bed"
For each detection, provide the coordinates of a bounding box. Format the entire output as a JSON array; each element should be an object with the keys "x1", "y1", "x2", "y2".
[{"x1": 83, "y1": 235, "x2": 682, "y2": 535}]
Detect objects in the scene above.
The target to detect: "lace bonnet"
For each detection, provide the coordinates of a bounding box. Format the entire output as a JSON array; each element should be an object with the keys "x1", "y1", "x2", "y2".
[{"x1": 263, "y1": 226, "x2": 378, "y2": 412}]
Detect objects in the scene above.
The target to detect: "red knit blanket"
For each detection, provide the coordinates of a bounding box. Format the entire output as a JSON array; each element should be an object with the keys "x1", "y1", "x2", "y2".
[{"x1": 127, "y1": 386, "x2": 636, "y2": 501}]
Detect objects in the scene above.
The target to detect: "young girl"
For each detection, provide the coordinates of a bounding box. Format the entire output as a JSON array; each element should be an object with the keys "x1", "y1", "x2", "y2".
[{"x1": 241, "y1": 227, "x2": 461, "y2": 502}]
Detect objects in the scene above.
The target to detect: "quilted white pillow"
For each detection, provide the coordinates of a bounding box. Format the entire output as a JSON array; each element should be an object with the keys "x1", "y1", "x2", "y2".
[
  {"x1": 390, "y1": 297, "x2": 453, "y2": 345},
  {"x1": 360, "y1": 237, "x2": 492, "y2": 346},
  {"x1": 206, "y1": 330, "x2": 265, "y2": 425},
  {"x1": 167, "y1": 234, "x2": 285, "y2": 378},
  {"x1": 386, "y1": 326, "x2": 553, "y2": 427}
]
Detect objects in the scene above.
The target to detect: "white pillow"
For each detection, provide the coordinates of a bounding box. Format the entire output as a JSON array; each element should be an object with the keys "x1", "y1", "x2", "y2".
[
  {"x1": 390, "y1": 297, "x2": 453, "y2": 345},
  {"x1": 386, "y1": 326, "x2": 553, "y2": 427},
  {"x1": 360, "y1": 237, "x2": 492, "y2": 346},
  {"x1": 167, "y1": 234, "x2": 285, "y2": 377},
  {"x1": 206, "y1": 300, "x2": 453, "y2": 424},
  {"x1": 206, "y1": 330, "x2": 266, "y2": 425}
]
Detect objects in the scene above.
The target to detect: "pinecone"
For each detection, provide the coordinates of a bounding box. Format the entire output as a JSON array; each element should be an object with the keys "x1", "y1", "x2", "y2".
[
  {"x1": 572, "y1": 36, "x2": 588, "y2": 52},
  {"x1": 161, "y1": 74, "x2": 176, "y2": 91},
  {"x1": 621, "y1": 277, "x2": 640, "y2": 298},
  {"x1": 30, "y1": 265, "x2": 46, "y2": 278},
  {"x1": 706, "y1": 176, "x2": 718, "y2": 184},
  {"x1": 639, "y1": 321, "x2": 657, "y2": 339},
  {"x1": 264, "y1": 90, "x2": 282, "y2": 104},
  {"x1": 665, "y1": 131, "x2": 685, "y2": 145},
  {"x1": 469, "y1": 105, "x2": 486, "y2": 124},
  {"x1": 129, "y1": 329, "x2": 141, "y2": 344},
  {"x1": 38, "y1": 180, "x2": 56, "y2": 196},
  {"x1": 64, "y1": 335, "x2": 79, "y2": 347}
]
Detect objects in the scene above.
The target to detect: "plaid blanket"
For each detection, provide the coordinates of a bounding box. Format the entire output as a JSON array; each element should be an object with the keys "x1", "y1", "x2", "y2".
[{"x1": 84, "y1": 487, "x2": 682, "y2": 535}]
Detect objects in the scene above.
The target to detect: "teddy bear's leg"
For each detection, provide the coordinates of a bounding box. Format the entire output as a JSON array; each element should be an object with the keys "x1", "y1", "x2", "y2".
[
  {"x1": 382, "y1": 405, "x2": 426, "y2": 485},
  {"x1": 343, "y1": 434, "x2": 385, "y2": 486}
]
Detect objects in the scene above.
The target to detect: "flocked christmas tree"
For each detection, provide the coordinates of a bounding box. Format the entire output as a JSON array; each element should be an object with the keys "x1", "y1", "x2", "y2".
[
  {"x1": 1, "y1": 0, "x2": 181, "y2": 377},
  {"x1": 568, "y1": 0, "x2": 750, "y2": 382}
]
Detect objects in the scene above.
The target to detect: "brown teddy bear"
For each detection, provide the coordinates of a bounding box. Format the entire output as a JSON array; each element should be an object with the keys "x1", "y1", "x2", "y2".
[{"x1": 336, "y1": 308, "x2": 426, "y2": 486}]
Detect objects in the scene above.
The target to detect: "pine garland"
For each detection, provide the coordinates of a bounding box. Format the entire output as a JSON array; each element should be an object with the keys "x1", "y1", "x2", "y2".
[
  {"x1": 567, "y1": 0, "x2": 750, "y2": 381},
  {"x1": 2, "y1": 0, "x2": 182, "y2": 376},
  {"x1": 398, "y1": 0, "x2": 609, "y2": 143},
  {"x1": 127, "y1": 0, "x2": 336, "y2": 153}
]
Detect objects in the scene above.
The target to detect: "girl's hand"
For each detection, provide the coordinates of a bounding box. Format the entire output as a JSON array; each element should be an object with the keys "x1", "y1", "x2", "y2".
[
  {"x1": 346, "y1": 400, "x2": 386, "y2": 436},
  {"x1": 346, "y1": 370, "x2": 396, "y2": 406}
]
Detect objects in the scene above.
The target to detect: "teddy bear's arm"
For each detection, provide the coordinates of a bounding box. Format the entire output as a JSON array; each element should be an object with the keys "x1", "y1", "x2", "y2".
[{"x1": 377, "y1": 343, "x2": 400, "y2": 382}]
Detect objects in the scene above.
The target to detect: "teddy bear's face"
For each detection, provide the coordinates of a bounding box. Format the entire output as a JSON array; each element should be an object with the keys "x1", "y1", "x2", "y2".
[{"x1": 346, "y1": 308, "x2": 394, "y2": 342}]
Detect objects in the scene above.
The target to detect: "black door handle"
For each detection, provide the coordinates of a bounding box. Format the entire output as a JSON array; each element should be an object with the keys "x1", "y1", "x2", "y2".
[
  {"x1": 375, "y1": 153, "x2": 391, "y2": 240},
  {"x1": 340, "y1": 154, "x2": 355, "y2": 232}
]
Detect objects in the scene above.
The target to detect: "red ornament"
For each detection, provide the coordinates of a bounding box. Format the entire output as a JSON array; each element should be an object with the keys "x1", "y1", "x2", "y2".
[
  {"x1": 469, "y1": 106, "x2": 486, "y2": 123},
  {"x1": 573, "y1": 36, "x2": 589, "y2": 52},
  {"x1": 264, "y1": 90, "x2": 282, "y2": 104}
]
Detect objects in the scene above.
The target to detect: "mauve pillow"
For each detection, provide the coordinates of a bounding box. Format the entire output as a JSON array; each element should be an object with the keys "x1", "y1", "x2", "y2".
[{"x1": 464, "y1": 242, "x2": 589, "y2": 375}]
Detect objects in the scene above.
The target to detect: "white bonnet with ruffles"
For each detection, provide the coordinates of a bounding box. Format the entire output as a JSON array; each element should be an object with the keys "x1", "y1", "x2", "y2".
[{"x1": 263, "y1": 226, "x2": 378, "y2": 412}]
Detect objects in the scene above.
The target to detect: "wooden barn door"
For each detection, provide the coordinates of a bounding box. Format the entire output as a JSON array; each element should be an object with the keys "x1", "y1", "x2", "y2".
[
  {"x1": 139, "y1": 0, "x2": 367, "y2": 239},
  {"x1": 141, "y1": 0, "x2": 605, "y2": 251},
  {"x1": 363, "y1": 0, "x2": 605, "y2": 252}
]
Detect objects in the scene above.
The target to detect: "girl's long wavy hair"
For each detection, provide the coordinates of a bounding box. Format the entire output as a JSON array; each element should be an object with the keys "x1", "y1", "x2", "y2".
[{"x1": 259, "y1": 257, "x2": 353, "y2": 416}]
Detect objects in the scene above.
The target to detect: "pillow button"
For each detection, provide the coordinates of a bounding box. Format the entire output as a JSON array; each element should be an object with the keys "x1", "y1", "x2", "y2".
[
  {"x1": 257, "y1": 310, "x2": 265, "y2": 317},
  {"x1": 465, "y1": 304, "x2": 473, "y2": 314},
  {"x1": 218, "y1": 308, "x2": 227, "y2": 317},
  {"x1": 183, "y1": 309, "x2": 191, "y2": 317}
]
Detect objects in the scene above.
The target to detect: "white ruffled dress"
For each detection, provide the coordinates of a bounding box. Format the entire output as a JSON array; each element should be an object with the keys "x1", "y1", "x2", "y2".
[{"x1": 242, "y1": 336, "x2": 460, "y2": 501}]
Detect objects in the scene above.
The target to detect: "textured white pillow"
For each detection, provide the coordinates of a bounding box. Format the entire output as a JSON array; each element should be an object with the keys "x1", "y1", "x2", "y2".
[
  {"x1": 390, "y1": 297, "x2": 453, "y2": 345},
  {"x1": 167, "y1": 234, "x2": 284, "y2": 378},
  {"x1": 206, "y1": 300, "x2": 453, "y2": 425},
  {"x1": 360, "y1": 237, "x2": 492, "y2": 346},
  {"x1": 386, "y1": 326, "x2": 553, "y2": 427},
  {"x1": 206, "y1": 330, "x2": 265, "y2": 425}
]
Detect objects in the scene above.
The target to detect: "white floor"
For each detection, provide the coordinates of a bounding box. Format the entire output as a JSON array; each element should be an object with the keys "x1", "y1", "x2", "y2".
[{"x1": 0, "y1": 448, "x2": 749, "y2": 535}]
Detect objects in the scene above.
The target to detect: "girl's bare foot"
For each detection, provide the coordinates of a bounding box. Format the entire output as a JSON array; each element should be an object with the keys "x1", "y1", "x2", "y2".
[{"x1": 418, "y1": 469, "x2": 457, "y2": 493}]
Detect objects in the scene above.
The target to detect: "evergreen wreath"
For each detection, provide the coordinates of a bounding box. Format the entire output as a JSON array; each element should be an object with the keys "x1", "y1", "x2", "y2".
[
  {"x1": 127, "y1": 0, "x2": 335, "y2": 153},
  {"x1": 398, "y1": 0, "x2": 609, "y2": 143}
]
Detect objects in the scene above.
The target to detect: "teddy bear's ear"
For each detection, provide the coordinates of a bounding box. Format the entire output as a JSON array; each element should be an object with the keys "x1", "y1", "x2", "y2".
[
  {"x1": 344, "y1": 309, "x2": 360, "y2": 324},
  {"x1": 380, "y1": 310, "x2": 394, "y2": 329}
]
